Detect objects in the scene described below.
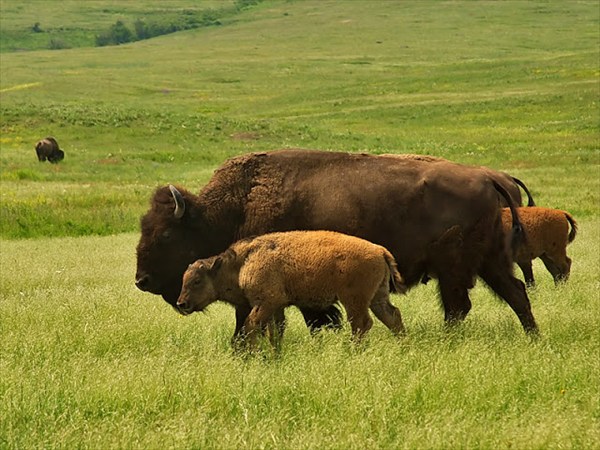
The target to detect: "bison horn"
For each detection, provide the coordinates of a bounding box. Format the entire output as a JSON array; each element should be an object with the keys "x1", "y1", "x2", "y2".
[{"x1": 169, "y1": 184, "x2": 186, "y2": 219}]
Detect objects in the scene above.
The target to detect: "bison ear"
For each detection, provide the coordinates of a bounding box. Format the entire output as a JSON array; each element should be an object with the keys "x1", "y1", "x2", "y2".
[
  {"x1": 169, "y1": 185, "x2": 186, "y2": 219},
  {"x1": 209, "y1": 256, "x2": 222, "y2": 272}
]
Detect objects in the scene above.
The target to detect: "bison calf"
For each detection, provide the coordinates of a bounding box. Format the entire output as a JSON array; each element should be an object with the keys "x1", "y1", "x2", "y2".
[
  {"x1": 502, "y1": 206, "x2": 578, "y2": 287},
  {"x1": 177, "y1": 230, "x2": 407, "y2": 349},
  {"x1": 35, "y1": 137, "x2": 64, "y2": 163}
]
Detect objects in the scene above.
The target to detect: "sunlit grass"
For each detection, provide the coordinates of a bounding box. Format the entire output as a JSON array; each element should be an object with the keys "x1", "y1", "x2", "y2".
[{"x1": 1, "y1": 224, "x2": 598, "y2": 449}]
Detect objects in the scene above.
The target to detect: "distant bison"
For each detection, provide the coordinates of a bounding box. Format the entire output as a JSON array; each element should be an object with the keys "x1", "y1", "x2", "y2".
[
  {"x1": 35, "y1": 137, "x2": 64, "y2": 163},
  {"x1": 502, "y1": 206, "x2": 578, "y2": 287},
  {"x1": 177, "y1": 230, "x2": 407, "y2": 349},
  {"x1": 136, "y1": 149, "x2": 538, "y2": 338}
]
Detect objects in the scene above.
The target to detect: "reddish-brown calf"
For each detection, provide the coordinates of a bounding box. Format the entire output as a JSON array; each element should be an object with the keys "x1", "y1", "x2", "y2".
[
  {"x1": 177, "y1": 230, "x2": 407, "y2": 349},
  {"x1": 502, "y1": 207, "x2": 577, "y2": 287}
]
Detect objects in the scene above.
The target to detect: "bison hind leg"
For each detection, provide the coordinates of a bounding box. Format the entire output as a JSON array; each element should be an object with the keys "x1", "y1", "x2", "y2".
[
  {"x1": 344, "y1": 306, "x2": 373, "y2": 342},
  {"x1": 479, "y1": 262, "x2": 538, "y2": 335},
  {"x1": 339, "y1": 288, "x2": 376, "y2": 340},
  {"x1": 369, "y1": 283, "x2": 405, "y2": 336},
  {"x1": 540, "y1": 254, "x2": 571, "y2": 285}
]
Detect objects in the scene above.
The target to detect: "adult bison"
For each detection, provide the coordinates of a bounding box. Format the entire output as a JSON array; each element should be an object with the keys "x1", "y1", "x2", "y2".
[
  {"x1": 35, "y1": 137, "x2": 64, "y2": 163},
  {"x1": 135, "y1": 149, "x2": 538, "y2": 336}
]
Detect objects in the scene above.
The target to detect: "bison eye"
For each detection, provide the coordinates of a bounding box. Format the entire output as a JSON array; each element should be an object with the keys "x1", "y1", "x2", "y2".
[{"x1": 160, "y1": 229, "x2": 172, "y2": 241}]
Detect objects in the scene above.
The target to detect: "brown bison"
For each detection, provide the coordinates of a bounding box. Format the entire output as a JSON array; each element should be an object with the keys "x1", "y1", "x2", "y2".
[
  {"x1": 177, "y1": 230, "x2": 407, "y2": 349},
  {"x1": 502, "y1": 206, "x2": 578, "y2": 287},
  {"x1": 35, "y1": 137, "x2": 64, "y2": 163},
  {"x1": 135, "y1": 149, "x2": 538, "y2": 337}
]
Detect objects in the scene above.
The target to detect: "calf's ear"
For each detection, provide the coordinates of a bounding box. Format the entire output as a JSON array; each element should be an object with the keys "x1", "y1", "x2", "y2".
[{"x1": 209, "y1": 256, "x2": 222, "y2": 272}]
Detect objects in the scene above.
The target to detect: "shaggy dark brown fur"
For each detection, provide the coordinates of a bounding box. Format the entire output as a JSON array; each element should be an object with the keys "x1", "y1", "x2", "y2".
[{"x1": 136, "y1": 149, "x2": 538, "y2": 338}]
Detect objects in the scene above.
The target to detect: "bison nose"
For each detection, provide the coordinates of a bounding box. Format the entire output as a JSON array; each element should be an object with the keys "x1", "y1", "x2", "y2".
[{"x1": 135, "y1": 273, "x2": 151, "y2": 291}]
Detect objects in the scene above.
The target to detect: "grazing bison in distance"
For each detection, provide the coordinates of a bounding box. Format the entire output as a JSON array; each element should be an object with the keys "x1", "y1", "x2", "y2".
[
  {"x1": 35, "y1": 137, "x2": 64, "y2": 163},
  {"x1": 177, "y1": 230, "x2": 407, "y2": 349},
  {"x1": 135, "y1": 149, "x2": 538, "y2": 337}
]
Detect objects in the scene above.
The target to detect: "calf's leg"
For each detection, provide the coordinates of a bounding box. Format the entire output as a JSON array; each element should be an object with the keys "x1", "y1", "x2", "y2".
[
  {"x1": 540, "y1": 254, "x2": 571, "y2": 284},
  {"x1": 516, "y1": 260, "x2": 535, "y2": 287},
  {"x1": 369, "y1": 283, "x2": 405, "y2": 335},
  {"x1": 343, "y1": 301, "x2": 374, "y2": 341},
  {"x1": 242, "y1": 303, "x2": 281, "y2": 351},
  {"x1": 231, "y1": 303, "x2": 252, "y2": 347}
]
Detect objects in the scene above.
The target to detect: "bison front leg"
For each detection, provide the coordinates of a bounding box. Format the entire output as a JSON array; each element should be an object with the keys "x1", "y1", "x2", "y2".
[
  {"x1": 437, "y1": 276, "x2": 472, "y2": 326},
  {"x1": 231, "y1": 303, "x2": 252, "y2": 348},
  {"x1": 343, "y1": 302, "x2": 374, "y2": 341},
  {"x1": 242, "y1": 304, "x2": 278, "y2": 351}
]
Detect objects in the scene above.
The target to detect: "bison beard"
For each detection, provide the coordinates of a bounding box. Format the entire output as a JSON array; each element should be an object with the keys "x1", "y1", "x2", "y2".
[{"x1": 135, "y1": 149, "x2": 538, "y2": 337}]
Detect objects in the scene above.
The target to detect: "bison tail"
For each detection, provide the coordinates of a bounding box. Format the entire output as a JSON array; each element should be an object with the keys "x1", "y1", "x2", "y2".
[
  {"x1": 511, "y1": 176, "x2": 536, "y2": 206},
  {"x1": 383, "y1": 249, "x2": 407, "y2": 294},
  {"x1": 565, "y1": 212, "x2": 578, "y2": 244},
  {"x1": 493, "y1": 180, "x2": 526, "y2": 251}
]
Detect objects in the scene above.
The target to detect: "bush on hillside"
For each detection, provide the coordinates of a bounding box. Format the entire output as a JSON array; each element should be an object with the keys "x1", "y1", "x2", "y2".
[
  {"x1": 94, "y1": 1, "x2": 263, "y2": 47},
  {"x1": 95, "y1": 20, "x2": 133, "y2": 47}
]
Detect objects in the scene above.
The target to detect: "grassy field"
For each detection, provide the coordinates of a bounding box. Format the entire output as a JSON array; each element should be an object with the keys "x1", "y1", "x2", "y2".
[
  {"x1": 1, "y1": 0, "x2": 599, "y2": 448},
  {"x1": 1, "y1": 225, "x2": 598, "y2": 449}
]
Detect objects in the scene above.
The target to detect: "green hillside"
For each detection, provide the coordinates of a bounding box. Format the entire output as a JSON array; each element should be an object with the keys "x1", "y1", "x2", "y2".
[
  {"x1": 1, "y1": 0, "x2": 598, "y2": 238},
  {"x1": 0, "y1": 0, "x2": 243, "y2": 51}
]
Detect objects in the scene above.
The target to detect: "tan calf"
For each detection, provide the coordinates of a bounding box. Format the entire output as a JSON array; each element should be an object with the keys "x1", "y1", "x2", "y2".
[
  {"x1": 502, "y1": 207, "x2": 577, "y2": 287},
  {"x1": 177, "y1": 230, "x2": 407, "y2": 349}
]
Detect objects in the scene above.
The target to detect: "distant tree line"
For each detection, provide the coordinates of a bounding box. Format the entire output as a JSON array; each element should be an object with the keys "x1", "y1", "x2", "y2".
[{"x1": 95, "y1": 0, "x2": 261, "y2": 47}]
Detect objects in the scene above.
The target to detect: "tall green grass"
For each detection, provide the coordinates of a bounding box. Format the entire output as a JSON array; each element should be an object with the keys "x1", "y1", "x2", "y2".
[{"x1": 1, "y1": 223, "x2": 598, "y2": 449}]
